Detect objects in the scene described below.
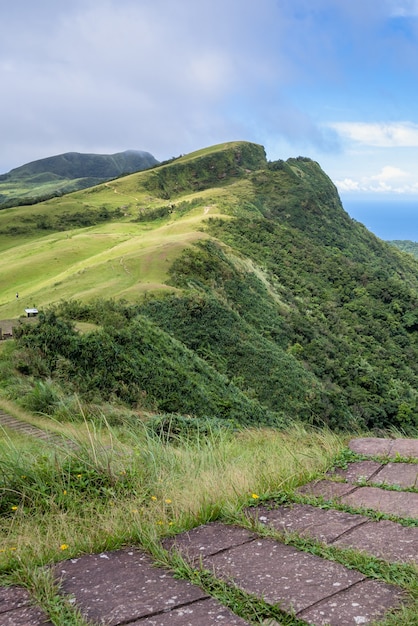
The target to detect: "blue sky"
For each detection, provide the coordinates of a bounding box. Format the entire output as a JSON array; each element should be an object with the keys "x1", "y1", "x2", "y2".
[{"x1": 1, "y1": 0, "x2": 418, "y2": 239}]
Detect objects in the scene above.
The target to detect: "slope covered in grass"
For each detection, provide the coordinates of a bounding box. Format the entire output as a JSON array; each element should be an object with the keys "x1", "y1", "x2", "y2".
[{"x1": 1, "y1": 141, "x2": 418, "y2": 431}]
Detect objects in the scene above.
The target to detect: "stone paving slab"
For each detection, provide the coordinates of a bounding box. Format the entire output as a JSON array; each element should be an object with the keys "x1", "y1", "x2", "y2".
[
  {"x1": 130, "y1": 597, "x2": 250, "y2": 625},
  {"x1": 54, "y1": 548, "x2": 209, "y2": 625},
  {"x1": 297, "y1": 479, "x2": 357, "y2": 500},
  {"x1": 204, "y1": 537, "x2": 366, "y2": 614},
  {"x1": 349, "y1": 437, "x2": 418, "y2": 459},
  {"x1": 163, "y1": 523, "x2": 255, "y2": 563},
  {"x1": 0, "y1": 588, "x2": 31, "y2": 614},
  {"x1": 372, "y1": 462, "x2": 418, "y2": 489},
  {"x1": 298, "y1": 578, "x2": 406, "y2": 626},
  {"x1": 169, "y1": 523, "x2": 406, "y2": 624},
  {"x1": 390, "y1": 439, "x2": 418, "y2": 458},
  {"x1": 333, "y1": 518, "x2": 418, "y2": 563},
  {"x1": 327, "y1": 460, "x2": 383, "y2": 483},
  {"x1": 248, "y1": 503, "x2": 367, "y2": 542},
  {"x1": 349, "y1": 438, "x2": 394, "y2": 457},
  {"x1": 0, "y1": 586, "x2": 52, "y2": 626},
  {"x1": 341, "y1": 486, "x2": 418, "y2": 519},
  {"x1": 248, "y1": 503, "x2": 418, "y2": 564},
  {"x1": 327, "y1": 460, "x2": 418, "y2": 489}
]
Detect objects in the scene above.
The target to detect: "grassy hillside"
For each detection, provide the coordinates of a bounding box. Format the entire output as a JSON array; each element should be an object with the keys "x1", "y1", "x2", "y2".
[
  {"x1": 0, "y1": 142, "x2": 263, "y2": 316},
  {"x1": 0, "y1": 149, "x2": 158, "y2": 208},
  {"x1": 1, "y1": 141, "x2": 418, "y2": 432}
]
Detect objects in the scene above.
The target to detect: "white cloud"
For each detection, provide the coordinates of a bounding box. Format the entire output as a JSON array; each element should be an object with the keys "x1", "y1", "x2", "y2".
[
  {"x1": 371, "y1": 165, "x2": 408, "y2": 181},
  {"x1": 387, "y1": 0, "x2": 418, "y2": 16},
  {"x1": 334, "y1": 178, "x2": 360, "y2": 192},
  {"x1": 330, "y1": 122, "x2": 418, "y2": 147},
  {"x1": 335, "y1": 164, "x2": 418, "y2": 194}
]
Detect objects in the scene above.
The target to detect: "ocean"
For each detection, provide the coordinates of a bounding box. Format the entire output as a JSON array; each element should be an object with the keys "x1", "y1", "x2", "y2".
[{"x1": 340, "y1": 198, "x2": 418, "y2": 242}]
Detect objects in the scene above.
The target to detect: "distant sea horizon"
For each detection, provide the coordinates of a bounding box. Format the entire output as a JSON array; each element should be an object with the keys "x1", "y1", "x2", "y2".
[{"x1": 340, "y1": 196, "x2": 418, "y2": 242}]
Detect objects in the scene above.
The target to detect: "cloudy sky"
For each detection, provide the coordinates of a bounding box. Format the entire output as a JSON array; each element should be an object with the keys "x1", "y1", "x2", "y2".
[{"x1": 2, "y1": 0, "x2": 418, "y2": 238}]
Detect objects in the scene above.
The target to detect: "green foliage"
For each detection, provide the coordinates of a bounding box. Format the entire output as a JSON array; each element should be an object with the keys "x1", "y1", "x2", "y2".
[
  {"x1": 388, "y1": 240, "x2": 418, "y2": 258},
  {"x1": 0, "y1": 206, "x2": 123, "y2": 235},
  {"x1": 0, "y1": 446, "x2": 138, "y2": 517},
  {"x1": 146, "y1": 413, "x2": 236, "y2": 444},
  {"x1": 143, "y1": 142, "x2": 266, "y2": 199},
  {"x1": 139, "y1": 289, "x2": 327, "y2": 424},
  {"x1": 1, "y1": 141, "x2": 418, "y2": 433},
  {"x1": 12, "y1": 308, "x2": 282, "y2": 426},
  {"x1": 200, "y1": 216, "x2": 418, "y2": 431}
]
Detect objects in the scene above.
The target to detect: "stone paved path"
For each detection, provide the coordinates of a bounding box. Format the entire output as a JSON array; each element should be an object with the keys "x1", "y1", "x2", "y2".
[
  {"x1": 0, "y1": 436, "x2": 417, "y2": 625},
  {"x1": 0, "y1": 410, "x2": 78, "y2": 450}
]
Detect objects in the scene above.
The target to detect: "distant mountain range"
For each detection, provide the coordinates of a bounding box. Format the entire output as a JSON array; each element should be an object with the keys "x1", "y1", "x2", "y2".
[{"x1": 0, "y1": 149, "x2": 159, "y2": 208}]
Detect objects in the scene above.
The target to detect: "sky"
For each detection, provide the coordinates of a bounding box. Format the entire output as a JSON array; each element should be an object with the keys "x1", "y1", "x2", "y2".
[{"x1": 1, "y1": 0, "x2": 418, "y2": 240}]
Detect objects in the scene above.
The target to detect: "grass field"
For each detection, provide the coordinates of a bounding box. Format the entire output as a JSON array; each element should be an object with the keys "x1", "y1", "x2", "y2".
[
  {"x1": 0, "y1": 141, "x2": 263, "y2": 319},
  {"x1": 0, "y1": 190, "x2": 228, "y2": 318}
]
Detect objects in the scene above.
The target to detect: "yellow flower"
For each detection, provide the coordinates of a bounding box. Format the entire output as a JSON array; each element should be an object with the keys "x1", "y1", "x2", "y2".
[
  {"x1": 157, "y1": 520, "x2": 163, "y2": 525},
  {"x1": 10, "y1": 547, "x2": 16, "y2": 551},
  {"x1": 63, "y1": 490, "x2": 67, "y2": 495},
  {"x1": 76, "y1": 474, "x2": 82, "y2": 478},
  {"x1": 251, "y1": 493, "x2": 260, "y2": 499},
  {"x1": 164, "y1": 498, "x2": 172, "y2": 504},
  {"x1": 151, "y1": 495, "x2": 157, "y2": 501},
  {"x1": 60, "y1": 544, "x2": 69, "y2": 551},
  {"x1": 11, "y1": 506, "x2": 18, "y2": 511}
]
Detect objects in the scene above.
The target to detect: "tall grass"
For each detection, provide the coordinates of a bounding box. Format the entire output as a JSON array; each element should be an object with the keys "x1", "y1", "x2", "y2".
[{"x1": 0, "y1": 412, "x2": 344, "y2": 572}]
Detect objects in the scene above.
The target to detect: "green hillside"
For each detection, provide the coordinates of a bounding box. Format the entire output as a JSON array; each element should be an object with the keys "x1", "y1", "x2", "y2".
[
  {"x1": 1, "y1": 141, "x2": 418, "y2": 432},
  {"x1": 0, "y1": 149, "x2": 158, "y2": 208},
  {"x1": 389, "y1": 240, "x2": 418, "y2": 258}
]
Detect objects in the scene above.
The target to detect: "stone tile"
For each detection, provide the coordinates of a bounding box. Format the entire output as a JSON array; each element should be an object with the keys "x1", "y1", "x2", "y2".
[
  {"x1": 372, "y1": 462, "x2": 418, "y2": 489},
  {"x1": 0, "y1": 606, "x2": 53, "y2": 626},
  {"x1": 203, "y1": 538, "x2": 365, "y2": 613},
  {"x1": 130, "y1": 598, "x2": 250, "y2": 625},
  {"x1": 327, "y1": 461, "x2": 383, "y2": 484},
  {"x1": 54, "y1": 548, "x2": 208, "y2": 625},
  {"x1": 297, "y1": 480, "x2": 357, "y2": 500},
  {"x1": 341, "y1": 487, "x2": 418, "y2": 519},
  {"x1": 163, "y1": 523, "x2": 255, "y2": 563},
  {"x1": 333, "y1": 519, "x2": 418, "y2": 563},
  {"x1": 349, "y1": 438, "x2": 392, "y2": 457},
  {"x1": 299, "y1": 578, "x2": 405, "y2": 626},
  {"x1": 349, "y1": 438, "x2": 418, "y2": 459},
  {"x1": 0, "y1": 587, "x2": 52, "y2": 625},
  {"x1": 0, "y1": 587, "x2": 31, "y2": 613},
  {"x1": 390, "y1": 439, "x2": 418, "y2": 459},
  {"x1": 248, "y1": 503, "x2": 367, "y2": 542}
]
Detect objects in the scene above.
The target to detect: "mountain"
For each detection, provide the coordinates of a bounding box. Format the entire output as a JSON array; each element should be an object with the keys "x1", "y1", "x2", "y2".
[
  {"x1": 389, "y1": 240, "x2": 418, "y2": 258},
  {"x1": 0, "y1": 149, "x2": 158, "y2": 208},
  {"x1": 1, "y1": 141, "x2": 418, "y2": 432}
]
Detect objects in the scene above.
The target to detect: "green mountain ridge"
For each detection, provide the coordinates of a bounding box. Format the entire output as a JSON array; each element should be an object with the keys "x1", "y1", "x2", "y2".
[
  {"x1": 0, "y1": 149, "x2": 158, "y2": 208},
  {"x1": 1, "y1": 141, "x2": 418, "y2": 432},
  {"x1": 388, "y1": 240, "x2": 418, "y2": 258}
]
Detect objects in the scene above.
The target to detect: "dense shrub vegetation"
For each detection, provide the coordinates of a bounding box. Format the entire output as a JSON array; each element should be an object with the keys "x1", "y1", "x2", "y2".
[{"x1": 12, "y1": 309, "x2": 282, "y2": 427}]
